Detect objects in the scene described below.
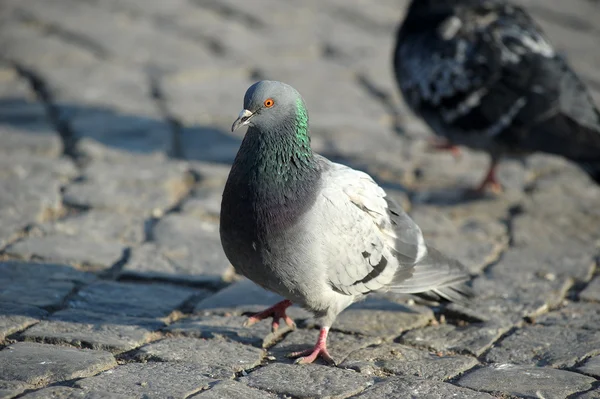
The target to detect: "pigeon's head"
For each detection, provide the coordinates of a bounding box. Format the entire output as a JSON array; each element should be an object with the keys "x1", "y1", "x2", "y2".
[{"x1": 231, "y1": 80, "x2": 307, "y2": 132}]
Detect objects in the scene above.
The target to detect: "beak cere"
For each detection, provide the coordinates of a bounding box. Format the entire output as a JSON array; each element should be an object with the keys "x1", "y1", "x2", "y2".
[{"x1": 231, "y1": 109, "x2": 254, "y2": 132}]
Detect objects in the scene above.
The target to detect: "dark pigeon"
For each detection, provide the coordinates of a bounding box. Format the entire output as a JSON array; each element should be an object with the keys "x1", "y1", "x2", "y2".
[{"x1": 394, "y1": 0, "x2": 600, "y2": 192}]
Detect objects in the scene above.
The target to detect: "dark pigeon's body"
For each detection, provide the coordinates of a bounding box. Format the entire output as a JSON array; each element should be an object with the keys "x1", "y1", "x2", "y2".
[{"x1": 394, "y1": 0, "x2": 600, "y2": 184}]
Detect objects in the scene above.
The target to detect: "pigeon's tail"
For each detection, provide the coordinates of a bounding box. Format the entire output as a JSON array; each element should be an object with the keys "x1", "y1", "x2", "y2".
[
  {"x1": 520, "y1": 109, "x2": 600, "y2": 185},
  {"x1": 389, "y1": 245, "x2": 474, "y2": 307}
]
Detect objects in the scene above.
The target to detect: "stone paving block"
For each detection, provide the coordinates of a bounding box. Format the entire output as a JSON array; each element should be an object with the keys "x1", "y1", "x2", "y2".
[
  {"x1": 0, "y1": 125, "x2": 61, "y2": 159},
  {"x1": 457, "y1": 363, "x2": 596, "y2": 399},
  {"x1": 333, "y1": 296, "x2": 434, "y2": 338},
  {"x1": 578, "y1": 355, "x2": 600, "y2": 379},
  {"x1": 167, "y1": 314, "x2": 290, "y2": 349},
  {"x1": 21, "y1": 309, "x2": 164, "y2": 353},
  {"x1": 19, "y1": 386, "x2": 132, "y2": 399},
  {"x1": 340, "y1": 343, "x2": 478, "y2": 380},
  {"x1": 181, "y1": 188, "x2": 223, "y2": 221},
  {"x1": 485, "y1": 325, "x2": 600, "y2": 368},
  {"x1": 270, "y1": 329, "x2": 381, "y2": 365},
  {"x1": 68, "y1": 281, "x2": 196, "y2": 319},
  {"x1": 575, "y1": 390, "x2": 600, "y2": 399},
  {"x1": 75, "y1": 362, "x2": 215, "y2": 399},
  {"x1": 139, "y1": 214, "x2": 230, "y2": 280},
  {"x1": 62, "y1": 159, "x2": 193, "y2": 215},
  {"x1": 400, "y1": 322, "x2": 512, "y2": 357},
  {"x1": 0, "y1": 278, "x2": 74, "y2": 310},
  {"x1": 0, "y1": 261, "x2": 95, "y2": 284},
  {"x1": 0, "y1": 380, "x2": 28, "y2": 399},
  {"x1": 0, "y1": 154, "x2": 76, "y2": 247},
  {"x1": 194, "y1": 279, "x2": 312, "y2": 320},
  {"x1": 581, "y1": 277, "x2": 600, "y2": 303},
  {"x1": 122, "y1": 244, "x2": 230, "y2": 285},
  {"x1": 537, "y1": 301, "x2": 600, "y2": 331},
  {"x1": 40, "y1": 210, "x2": 146, "y2": 245},
  {"x1": 192, "y1": 380, "x2": 277, "y2": 399},
  {"x1": 161, "y1": 70, "x2": 252, "y2": 129},
  {"x1": 351, "y1": 375, "x2": 493, "y2": 399},
  {"x1": 239, "y1": 363, "x2": 375, "y2": 399},
  {"x1": 0, "y1": 301, "x2": 48, "y2": 341},
  {"x1": 0, "y1": 342, "x2": 116, "y2": 388},
  {"x1": 4, "y1": 235, "x2": 125, "y2": 271},
  {"x1": 135, "y1": 337, "x2": 265, "y2": 378},
  {"x1": 70, "y1": 109, "x2": 174, "y2": 157}
]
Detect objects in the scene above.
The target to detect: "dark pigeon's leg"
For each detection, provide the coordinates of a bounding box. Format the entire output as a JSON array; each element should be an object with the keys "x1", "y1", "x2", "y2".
[
  {"x1": 473, "y1": 156, "x2": 502, "y2": 194},
  {"x1": 243, "y1": 299, "x2": 296, "y2": 331},
  {"x1": 287, "y1": 327, "x2": 336, "y2": 365},
  {"x1": 427, "y1": 137, "x2": 462, "y2": 160}
]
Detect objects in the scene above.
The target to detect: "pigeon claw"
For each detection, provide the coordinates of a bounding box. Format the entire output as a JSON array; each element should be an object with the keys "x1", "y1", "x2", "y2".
[
  {"x1": 287, "y1": 327, "x2": 336, "y2": 365},
  {"x1": 242, "y1": 299, "x2": 296, "y2": 332},
  {"x1": 470, "y1": 160, "x2": 503, "y2": 195}
]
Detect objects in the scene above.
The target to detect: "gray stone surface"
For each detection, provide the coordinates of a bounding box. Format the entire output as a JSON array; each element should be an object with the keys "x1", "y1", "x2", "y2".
[
  {"x1": 0, "y1": 342, "x2": 116, "y2": 387},
  {"x1": 4, "y1": 235, "x2": 125, "y2": 270},
  {"x1": 192, "y1": 380, "x2": 276, "y2": 399},
  {"x1": 239, "y1": 363, "x2": 375, "y2": 399},
  {"x1": 484, "y1": 325, "x2": 600, "y2": 368},
  {"x1": 194, "y1": 279, "x2": 312, "y2": 320},
  {"x1": 121, "y1": 215, "x2": 231, "y2": 283},
  {"x1": 537, "y1": 301, "x2": 600, "y2": 330},
  {"x1": 581, "y1": 277, "x2": 600, "y2": 303},
  {"x1": 21, "y1": 309, "x2": 165, "y2": 353},
  {"x1": 0, "y1": 301, "x2": 47, "y2": 341},
  {"x1": 578, "y1": 356, "x2": 600, "y2": 378},
  {"x1": 62, "y1": 160, "x2": 194, "y2": 215},
  {"x1": 400, "y1": 322, "x2": 512, "y2": 357},
  {"x1": 167, "y1": 314, "x2": 290, "y2": 349},
  {"x1": 135, "y1": 337, "x2": 265, "y2": 378},
  {"x1": 68, "y1": 281, "x2": 196, "y2": 318},
  {"x1": 457, "y1": 364, "x2": 596, "y2": 399},
  {"x1": 332, "y1": 297, "x2": 434, "y2": 338},
  {"x1": 0, "y1": 261, "x2": 94, "y2": 310},
  {"x1": 40, "y1": 211, "x2": 146, "y2": 245},
  {"x1": 75, "y1": 362, "x2": 215, "y2": 399},
  {"x1": 340, "y1": 343, "x2": 478, "y2": 380},
  {"x1": 0, "y1": 380, "x2": 28, "y2": 399},
  {"x1": 19, "y1": 387, "x2": 132, "y2": 399},
  {"x1": 352, "y1": 376, "x2": 494, "y2": 399}
]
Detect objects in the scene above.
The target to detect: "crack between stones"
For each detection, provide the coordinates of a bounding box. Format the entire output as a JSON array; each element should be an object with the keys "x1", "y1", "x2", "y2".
[
  {"x1": 11, "y1": 62, "x2": 82, "y2": 163},
  {"x1": 148, "y1": 74, "x2": 184, "y2": 159},
  {"x1": 189, "y1": 0, "x2": 265, "y2": 30},
  {"x1": 355, "y1": 72, "x2": 405, "y2": 137},
  {"x1": 12, "y1": 8, "x2": 110, "y2": 60}
]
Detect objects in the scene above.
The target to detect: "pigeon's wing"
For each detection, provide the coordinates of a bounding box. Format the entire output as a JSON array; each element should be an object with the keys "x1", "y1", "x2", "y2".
[
  {"x1": 394, "y1": 2, "x2": 562, "y2": 138},
  {"x1": 315, "y1": 157, "x2": 470, "y2": 300}
]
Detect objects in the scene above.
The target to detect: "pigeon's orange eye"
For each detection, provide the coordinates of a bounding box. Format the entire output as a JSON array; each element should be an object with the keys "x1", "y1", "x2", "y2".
[{"x1": 264, "y1": 98, "x2": 275, "y2": 108}]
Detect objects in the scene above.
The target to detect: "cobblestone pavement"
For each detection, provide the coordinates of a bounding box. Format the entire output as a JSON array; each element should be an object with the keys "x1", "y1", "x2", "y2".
[{"x1": 0, "y1": 0, "x2": 599, "y2": 398}]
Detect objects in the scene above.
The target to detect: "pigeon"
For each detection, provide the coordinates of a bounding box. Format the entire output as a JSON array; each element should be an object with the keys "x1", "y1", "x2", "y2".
[
  {"x1": 220, "y1": 80, "x2": 473, "y2": 365},
  {"x1": 393, "y1": 0, "x2": 600, "y2": 192}
]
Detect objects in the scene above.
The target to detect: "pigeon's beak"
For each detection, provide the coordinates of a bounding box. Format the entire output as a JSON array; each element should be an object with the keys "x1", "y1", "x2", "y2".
[{"x1": 231, "y1": 109, "x2": 254, "y2": 132}]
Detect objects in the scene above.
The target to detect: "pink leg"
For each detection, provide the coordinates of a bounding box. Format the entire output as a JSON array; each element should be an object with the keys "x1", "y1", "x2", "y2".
[
  {"x1": 287, "y1": 327, "x2": 335, "y2": 365},
  {"x1": 427, "y1": 138, "x2": 462, "y2": 160},
  {"x1": 243, "y1": 299, "x2": 296, "y2": 332},
  {"x1": 473, "y1": 159, "x2": 502, "y2": 194}
]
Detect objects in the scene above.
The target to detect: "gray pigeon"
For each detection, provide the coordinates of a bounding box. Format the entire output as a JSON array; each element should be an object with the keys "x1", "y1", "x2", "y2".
[
  {"x1": 220, "y1": 80, "x2": 472, "y2": 365},
  {"x1": 394, "y1": 0, "x2": 600, "y2": 192}
]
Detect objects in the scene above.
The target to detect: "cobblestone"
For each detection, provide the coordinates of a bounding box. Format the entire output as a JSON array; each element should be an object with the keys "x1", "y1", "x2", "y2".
[{"x1": 1, "y1": 0, "x2": 599, "y2": 397}]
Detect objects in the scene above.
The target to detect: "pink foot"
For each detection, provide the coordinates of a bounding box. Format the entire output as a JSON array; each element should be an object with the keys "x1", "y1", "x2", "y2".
[
  {"x1": 471, "y1": 160, "x2": 502, "y2": 195},
  {"x1": 243, "y1": 299, "x2": 296, "y2": 332},
  {"x1": 427, "y1": 138, "x2": 462, "y2": 160},
  {"x1": 287, "y1": 327, "x2": 336, "y2": 365}
]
